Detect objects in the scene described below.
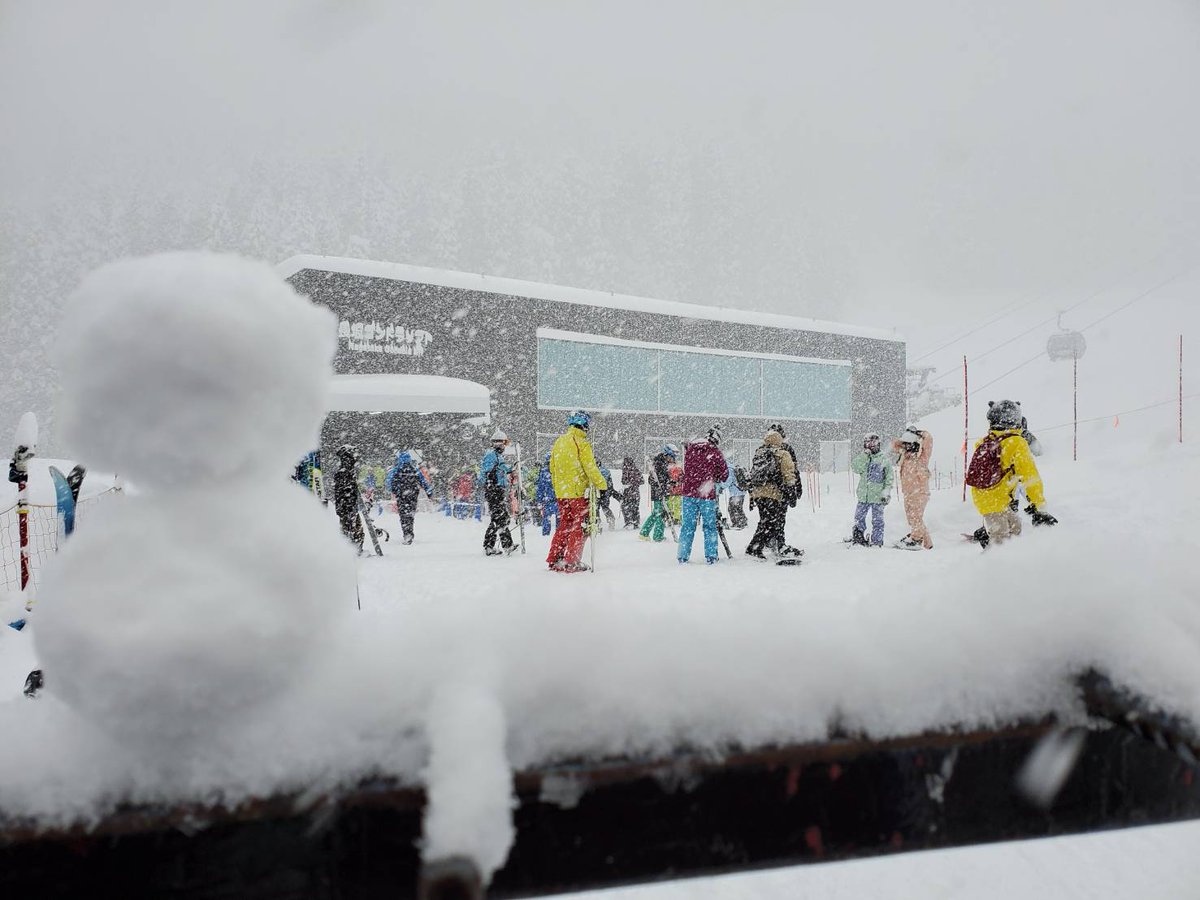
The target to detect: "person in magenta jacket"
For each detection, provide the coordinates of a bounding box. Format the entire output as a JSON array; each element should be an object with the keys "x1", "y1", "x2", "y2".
[{"x1": 677, "y1": 425, "x2": 730, "y2": 565}]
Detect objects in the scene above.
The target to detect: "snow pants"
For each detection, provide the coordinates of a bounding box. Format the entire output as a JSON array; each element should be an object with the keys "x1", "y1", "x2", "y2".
[
  {"x1": 727, "y1": 495, "x2": 748, "y2": 529},
  {"x1": 666, "y1": 495, "x2": 682, "y2": 525},
  {"x1": 746, "y1": 498, "x2": 785, "y2": 555},
  {"x1": 640, "y1": 500, "x2": 667, "y2": 541},
  {"x1": 338, "y1": 507, "x2": 363, "y2": 552},
  {"x1": 621, "y1": 487, "x2": 641, "y2": 528},
  {"x1": 541, "y1": 500, "x2": 558, "y2": 536},
  {"x1": 397, "y1": 495, "x2": 418, "y2": 544},
  {"x1": 983, "y1": 508, "x2": 1022, "y2": 545},
  {"x1": 678, "y1": 496, "x2": 719, "y2": 562},
  {"x1": 548, "y1": 497, "x2": 589, "y2": 567},
  {"x1": 902, "y1": 491, "x2": 932, "y2": 548},
  {"x1": 483, "y1": 487, "x2": 514, "y2": 552},
  {"x1": 854, "y1": 501, "x2": 886, "y2": 546}
]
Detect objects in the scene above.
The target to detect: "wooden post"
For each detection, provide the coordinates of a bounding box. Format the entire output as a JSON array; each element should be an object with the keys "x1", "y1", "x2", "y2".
[{"x1": 962, "y1": 356, "x2": 968, "y2": 502}]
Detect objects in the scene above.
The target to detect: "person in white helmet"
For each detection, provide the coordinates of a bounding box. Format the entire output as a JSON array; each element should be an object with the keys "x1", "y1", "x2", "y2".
[{"x1": 477, "y1": 428, "x2": 516, "y2": 555}]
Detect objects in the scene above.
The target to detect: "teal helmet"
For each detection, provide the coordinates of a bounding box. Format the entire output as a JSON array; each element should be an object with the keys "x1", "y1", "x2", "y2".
[{"x1": 567, "y1": 410, "x2": 591, "y2": 430}]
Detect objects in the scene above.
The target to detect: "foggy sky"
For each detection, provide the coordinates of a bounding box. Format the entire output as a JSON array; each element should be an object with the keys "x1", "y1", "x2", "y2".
[{"x1": 2, "y1": 0, "x2": 1199, "y2": 446}]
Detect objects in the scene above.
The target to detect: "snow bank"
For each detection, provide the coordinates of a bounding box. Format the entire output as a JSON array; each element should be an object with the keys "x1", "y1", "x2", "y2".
[{"x1": 56, "y1": 252, "x2": 337, "y2": 489}]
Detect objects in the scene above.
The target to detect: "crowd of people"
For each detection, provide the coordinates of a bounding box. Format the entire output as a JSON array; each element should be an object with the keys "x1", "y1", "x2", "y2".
[{"x1": 304, "y1": 397, "x2": 1057, "y2": 564}]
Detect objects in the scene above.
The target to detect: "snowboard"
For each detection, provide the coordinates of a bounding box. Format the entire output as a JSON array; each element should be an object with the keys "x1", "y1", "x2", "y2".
[
  {"x1": 48, "y1": 465, "x2": 76, "y2": 537},
  {"x1": 356, "y1": 490, "x2": 384, "y2": 556}
]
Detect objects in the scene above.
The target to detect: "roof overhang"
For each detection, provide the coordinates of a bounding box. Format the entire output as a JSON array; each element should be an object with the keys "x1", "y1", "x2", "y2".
[{"x1": 327, "y1": 374, "x2": 490, "y2": 415}]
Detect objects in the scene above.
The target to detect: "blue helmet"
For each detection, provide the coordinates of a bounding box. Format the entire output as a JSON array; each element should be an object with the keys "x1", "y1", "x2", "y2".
[
  {"x1": 567, "y1": 409, "x2": 591, "y2": 430},
  {"x1": 543, "y1": 451, "x2": 551, "y2": 465},
  {"x1": 663, "y1": 443, "x2": 680, "y2": 458}
]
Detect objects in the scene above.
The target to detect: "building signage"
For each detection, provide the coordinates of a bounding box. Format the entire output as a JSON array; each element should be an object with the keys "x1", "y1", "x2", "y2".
[{"x1": 338, "y1": 320, "x2": 433, "y2": 356}]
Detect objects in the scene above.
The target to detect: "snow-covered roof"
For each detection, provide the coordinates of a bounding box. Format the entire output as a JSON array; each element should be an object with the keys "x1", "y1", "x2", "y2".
[
  {"x1": 327, "y1": 374, "x2": 490, "y2": 414},
  {"x1": 277, "y1": 255, "x2": 901, "y2": 343}
]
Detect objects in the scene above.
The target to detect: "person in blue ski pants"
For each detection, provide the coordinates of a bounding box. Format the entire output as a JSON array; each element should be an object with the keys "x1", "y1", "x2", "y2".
[{"x1": 676, "y1": 426, "x2": 729, "y2": 564}]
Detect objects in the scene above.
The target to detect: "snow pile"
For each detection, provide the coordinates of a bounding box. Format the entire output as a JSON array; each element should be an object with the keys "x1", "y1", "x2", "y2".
[
  {"x1": 422, "y1": 683, "x2": 515, "y2": 881},
  {"x1": 55, "y1": 252, "x2": 336, "y2": 488},
  {"x1": 33, "y1": 252, "x2": 356, "y2": 752}
]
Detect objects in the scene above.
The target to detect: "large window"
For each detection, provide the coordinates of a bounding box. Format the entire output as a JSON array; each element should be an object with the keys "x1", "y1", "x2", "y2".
[{"x1": 537, "y1": 329, "x2": 851, "y2": 421}]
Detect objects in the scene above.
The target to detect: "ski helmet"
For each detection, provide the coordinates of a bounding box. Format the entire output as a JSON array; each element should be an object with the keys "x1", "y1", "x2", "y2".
[
  {"x1": 337, "y1": 443, "x2": 357, "y2": 460},
  {"x1": 491, "y1": 428, "x2": 509, "y2": 445},
  {"x1": 767, "y1": 423, "x2": 787, "y2": 439},
  {"x1": 706, "y1": 423, "x2": 722, "y2": 446},
  {"x1": 567, "y1": 409, "x2": 591, "y2": 431},
  {"x1": 986, "y1": 399, "x2": 1022, "y2": 430},
  {"x1": 663, "y1": 443, "x2": 680, "y2": 459},
  {"x1": 862, "y1": 432, "x2": 881, "y2": 451},
  {"x1": 899, "y1": 429, "x2": 922, "y2": 445}
]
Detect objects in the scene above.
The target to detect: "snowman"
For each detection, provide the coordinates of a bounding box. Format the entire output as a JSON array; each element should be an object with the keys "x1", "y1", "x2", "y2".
[{"x1": 34, "y1": 252, "x2": 356, "y2": 751}]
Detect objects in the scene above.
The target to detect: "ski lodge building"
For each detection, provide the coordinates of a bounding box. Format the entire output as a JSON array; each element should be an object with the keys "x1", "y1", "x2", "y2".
[{"x1": 278, "y1": 256, "x2": 906, "y2": 474}]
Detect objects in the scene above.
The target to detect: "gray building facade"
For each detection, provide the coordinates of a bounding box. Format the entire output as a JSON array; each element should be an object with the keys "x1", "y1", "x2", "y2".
[{"x1": 281, "y1": 256, "x2": 905, "y2": 480}]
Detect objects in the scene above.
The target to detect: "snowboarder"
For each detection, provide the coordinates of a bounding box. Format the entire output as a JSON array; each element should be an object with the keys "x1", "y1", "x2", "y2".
[
  {"x1": 478, "y1": 428, "x2": 516, "y2": 556},
  {"x1": 766, "y1": 423, "x2": 802, "y2": 554},
  {"x1": 620, "y1": 457, "x2": 643, "y2": 528},
  {"x1": 968, "y1": 400, "x2": 1057, "y2": 547},
  {"x1": 850, "y1": 433, "x2": 894, "y2": 547},
  {"x1": 535, "y1": 451, "x2": 558, "y2": 536},
  {"x1": 387, "y1": 448, "x2": 434, "y2": 545},
  {"x1": 639, "y1": 444, "x2": 679, "y2": 542},
  {"x1": 677, "y1": 426, "x2": 729, "y2": 565},
  {"x1": 892, "y1": 425, "x2": 933, "y2": 550},
  {"x1": 333, "y1": 444, "x2": 364, "y2": 553},
  {"x1": 745, "y1": 428, "x2": 797, "y2": 559},
  {"x1": 547, "y1": 410, "x2": 607, "y2": 572},
  {"x1": 723, "y1": 455, "x2": 749, "y2": 529}
]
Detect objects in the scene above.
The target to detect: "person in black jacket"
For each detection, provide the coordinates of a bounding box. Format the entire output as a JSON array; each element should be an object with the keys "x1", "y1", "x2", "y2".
[
  {"x1": 333, "y1": 444, "x2": 364, "y2": 553},
  {"x1": 620, "y1": 457, "x2": 643, "y2": 528},
  {"x1": 638, "y1": 444, "x2": 679, "y2": 542},
  {"x1": 387, "y1": 448, "x2": 434, "y2": 545}
]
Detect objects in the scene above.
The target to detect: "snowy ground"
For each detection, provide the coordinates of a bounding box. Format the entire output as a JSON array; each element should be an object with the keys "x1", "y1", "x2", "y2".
[{"x1": 2, "y1": 434, "x2": 1198, "y2": 891}]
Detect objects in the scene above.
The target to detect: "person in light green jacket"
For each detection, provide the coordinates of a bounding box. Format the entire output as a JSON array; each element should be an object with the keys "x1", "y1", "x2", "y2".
[{"x1": 849, "y1": 432, "x2": 895, "y2": 547}]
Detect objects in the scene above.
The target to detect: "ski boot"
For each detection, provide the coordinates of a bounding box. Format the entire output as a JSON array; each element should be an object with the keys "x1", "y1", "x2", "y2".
[{"x1": 849, "y1": 527, "x2": 870, "y2": 547}]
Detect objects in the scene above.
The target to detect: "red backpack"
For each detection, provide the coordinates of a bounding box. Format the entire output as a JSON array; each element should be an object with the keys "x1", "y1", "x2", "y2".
[{"x1": 965, "y1": 434, "x2": 1015, "y2": 489}]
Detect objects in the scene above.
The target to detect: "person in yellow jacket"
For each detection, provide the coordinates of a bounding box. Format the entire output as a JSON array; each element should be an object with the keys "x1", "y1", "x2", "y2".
[
  {"x1": 968, "y1": 400, "x2": 1057, "y2": 547},
  {"x1": 547, "y1": 410, "x2": 608, "y2": 572}
]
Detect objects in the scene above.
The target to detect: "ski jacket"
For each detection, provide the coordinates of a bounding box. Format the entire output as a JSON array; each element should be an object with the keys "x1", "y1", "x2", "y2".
[
  {"x1": 477, "y1": 448, "x2": 512, "y2": 492},
  {"x1": 722, "y1": 455, "x2": 745, "y2": 497},
  {"x1": 332, "y1": 467, "x2": 358, "y2": 519},
  {"x1": 667, "y1": 463, "x2": 684, "y2": 496},
  {"x1": 970, "y1": 428, "x2": 1045, "y2": 515},
  {"x1": 549, "y1": 425, "x2": 607, "y2": 499},
  {"x1": 680, "y1": 442, "x2": 729, "y2": 500},
  {"x1": 851, "y1": 449, "x2": 895, "y2": 504},
  {"x1": 648, "y1": 453, "x2": 673, "y2": 501},
  {"x1": 891, "y1": 431, "x2": 933, "y2": 498},
  {"x1": 387, "y1": 452, "x2": 433, "y2": 500},
  {"x1": 535, "y1": 465, "x2": 556, "y2": 504},
  {"x1": 621, "y1": 458, "x2": 643, "y2": 497},
  {"x1": 749, "y1": 431, "x2": 796, "y2": 502}
]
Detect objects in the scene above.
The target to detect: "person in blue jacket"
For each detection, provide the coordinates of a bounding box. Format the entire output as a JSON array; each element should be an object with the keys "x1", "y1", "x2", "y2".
[
  {"x1": 478, "y1": 428, "x2": 515, "y2": 555},
  {"x1": 387, "y1": 448, "x2": 434, "y2": 544},
  {"x1": 535, "y1": 451, "x2": 557, "y2": 536},
  {"x1": 721, "y1": 454, "x2": 749, "y2": 529}
]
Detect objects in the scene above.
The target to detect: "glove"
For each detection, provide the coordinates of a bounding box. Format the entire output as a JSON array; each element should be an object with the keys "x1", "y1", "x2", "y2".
[
  {"x1": 783, "y1": 485, "x2": 797, "y2": 508},
  {"x1": 880, "y1": 495, "x2": 890, "y2": 506},
  {"x1": 1010, "y1": 497, "x2": 1020, "y2": 512},
  {"x1": 748, "y1": 496, "x2": 756, "y2": 512},
  {"x1": 1029, "y1": 506, "x2": 1058, "y2": 526}
]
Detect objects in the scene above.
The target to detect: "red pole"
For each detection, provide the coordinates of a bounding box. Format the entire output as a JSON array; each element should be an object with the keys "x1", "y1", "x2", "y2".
[
  {"x1": 962, "y1": 356, "x2": 968, "y2": 502},
  {"x1": 17, "y1": 478, "x2": 29, "y2": 591},
  {"x1": 1073, "y1": 352, "x2": 1078, "y2": 462}
]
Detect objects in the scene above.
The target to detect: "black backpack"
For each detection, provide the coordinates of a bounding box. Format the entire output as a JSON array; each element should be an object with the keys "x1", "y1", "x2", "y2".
[{"x1": 747, "y1": 445, "x2": 781, "y2": 490}]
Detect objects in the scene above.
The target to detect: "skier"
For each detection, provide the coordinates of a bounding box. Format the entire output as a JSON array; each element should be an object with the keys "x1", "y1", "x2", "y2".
[
  {"x1": 745, "y1": 428, "x2": 797, "y2": 559},
  {"x1": 595, "y1": 458, "x2": 618, "y2": 531},
  {"x1": 723, "y1": 455, "x2": 749, "y2": 530},
  {"x1": 968, "y1": 400, "x2": 1057, "y2": 547},
  {"x1": 891, "y1": 425, "x2": 933, "y2": 550},
  {"x1": 387, "y1": 448, "x2": 434, "y2": 545},
  {"x1": 619, "y1": 456, "x2": 643, "y2": 528},
  {"x1": 332, "y1": 444, "x2": 364, "y2": 553},
  {"x1": 666, "y1": 457, "x2": 684, "y2": 526},
  {"x1": 639, "y1": 444, "x2": 679, "y2": 542},
  {"x1": 547, "y1": 410, "x2": 607, "y2": 572},
  {"x1": 535, "y1": 451, "x2": 558, "y2": 536},
  {"x1": 478, "y1": 428, "x2": 516, "y2": 556},
  {"x1": 849, "y1": 433, "x2": 894, "y2": 547},
  {"x1": 677, "y1": 426, "x2": 729, "y2": 565}
]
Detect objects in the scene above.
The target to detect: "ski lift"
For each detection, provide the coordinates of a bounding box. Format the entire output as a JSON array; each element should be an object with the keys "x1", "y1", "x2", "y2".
[{"x1": 1047, "y1": 313, "x2": 1086, "y2": 361}]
